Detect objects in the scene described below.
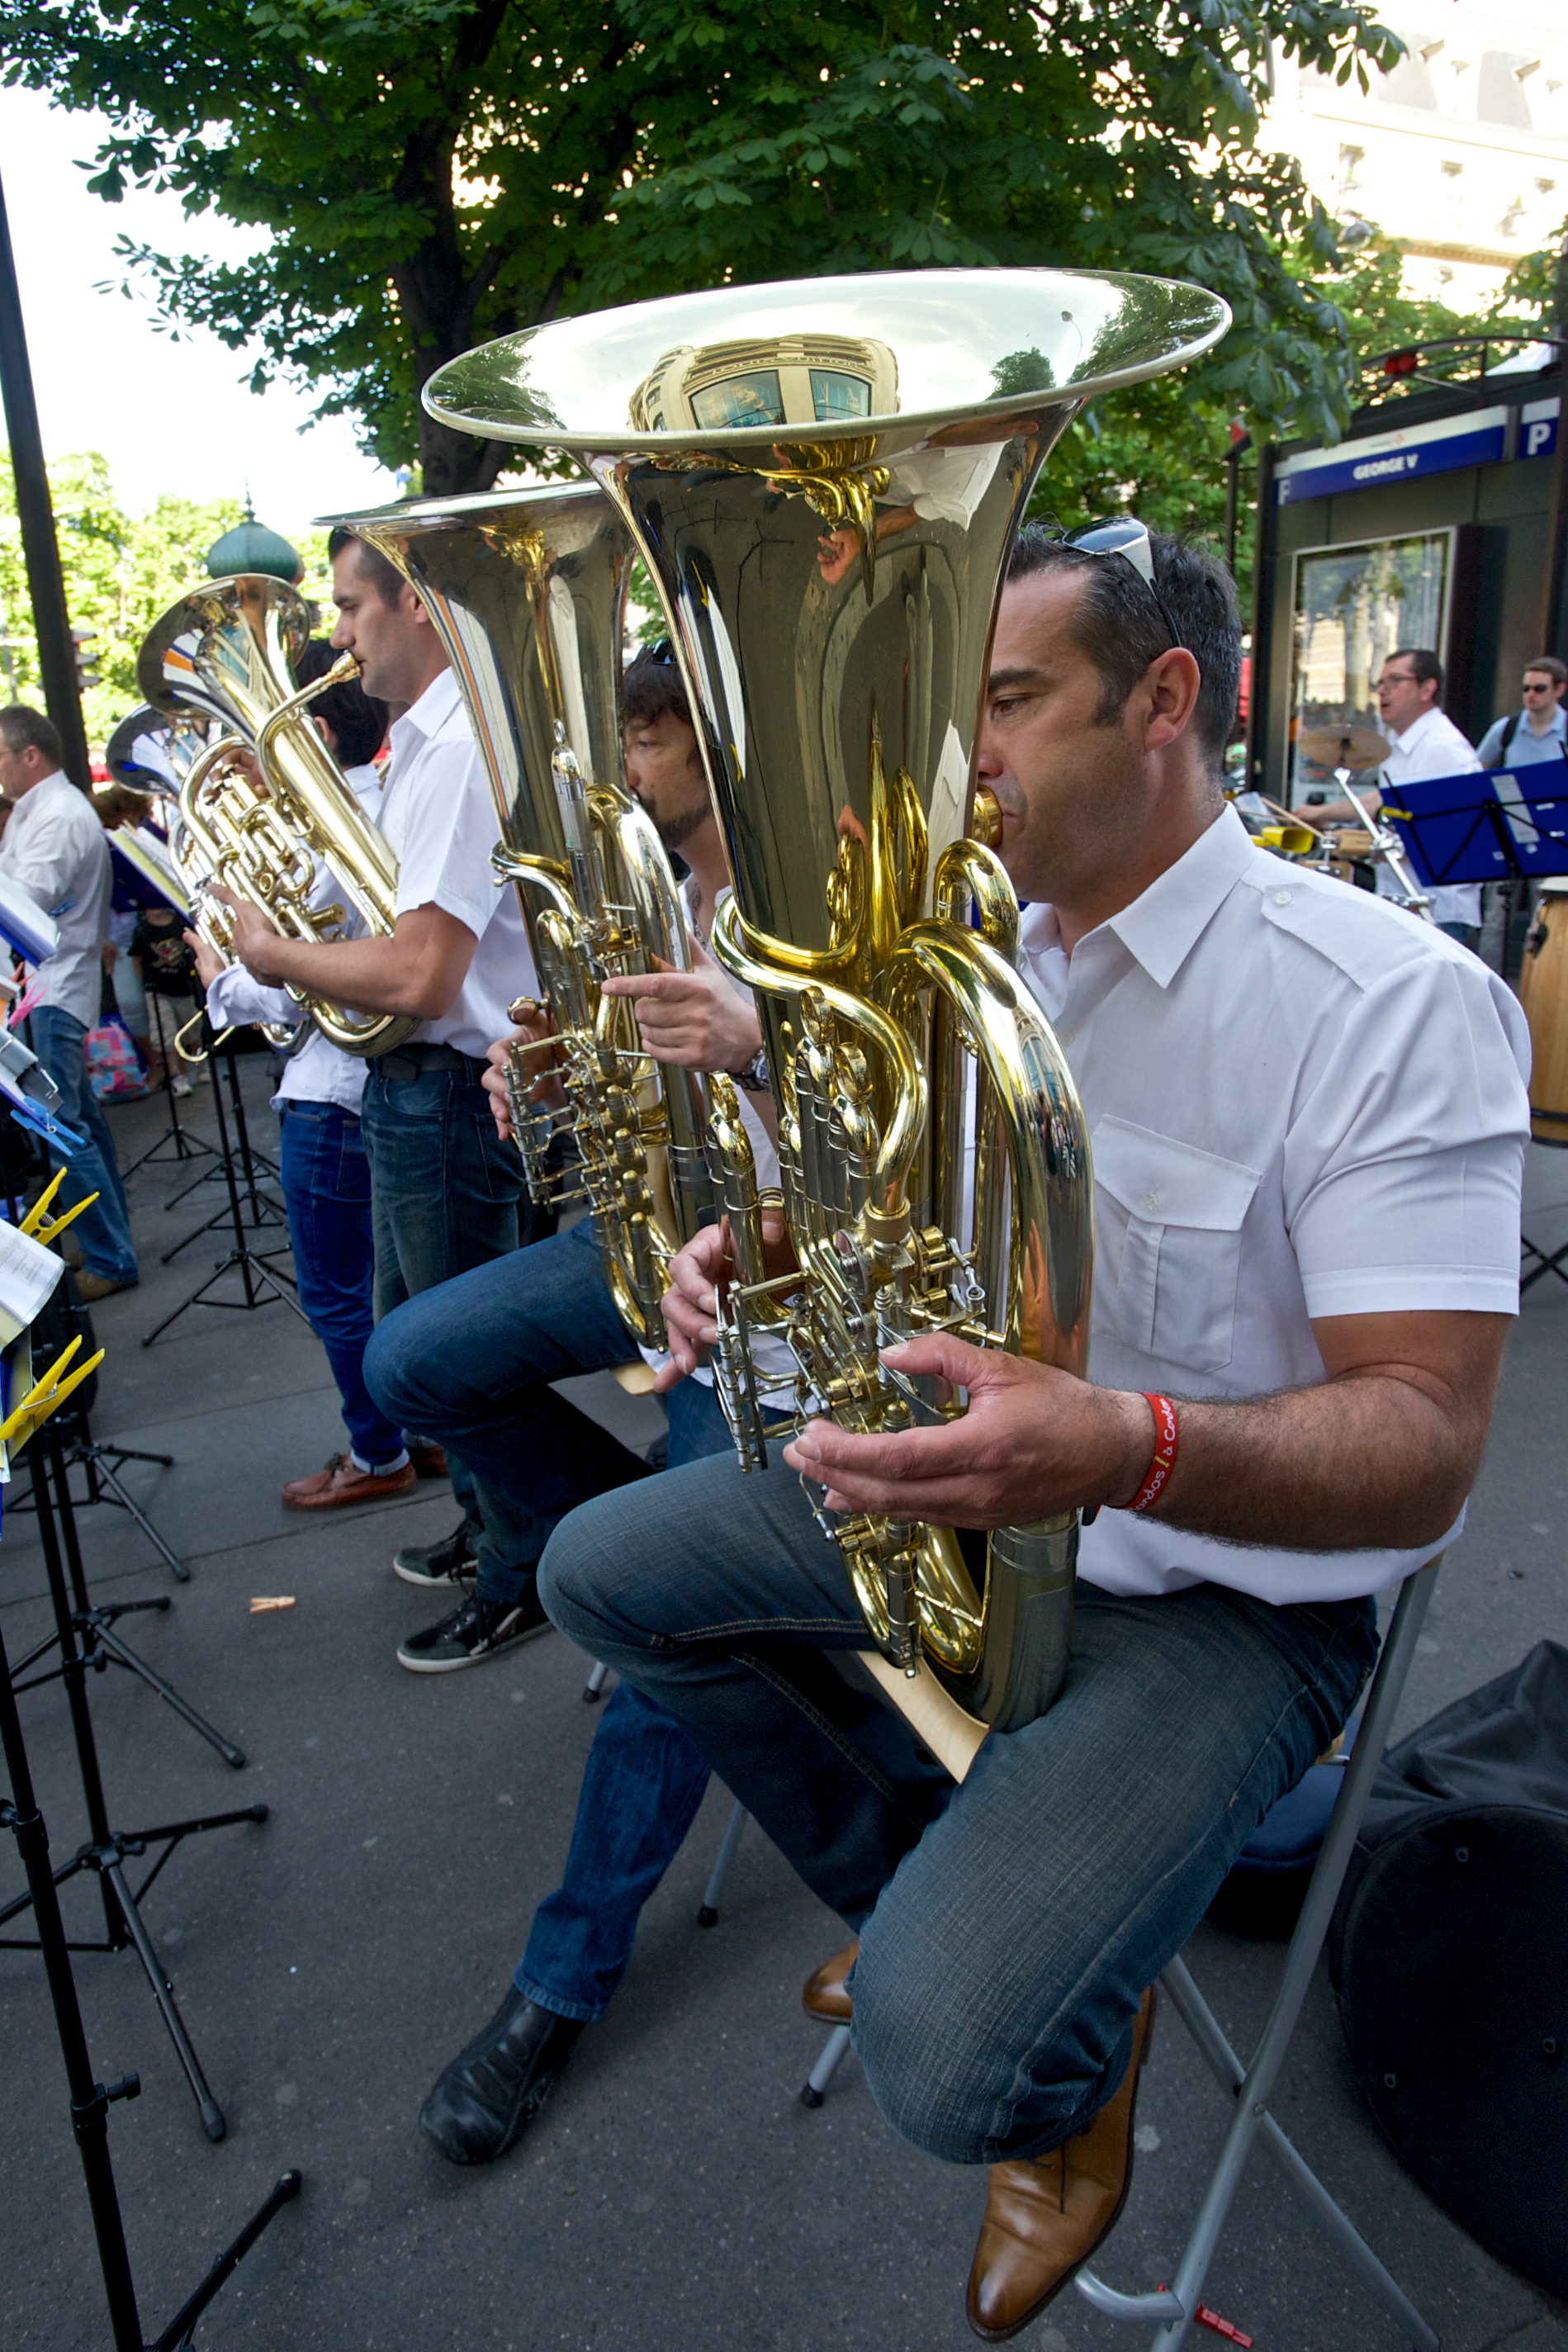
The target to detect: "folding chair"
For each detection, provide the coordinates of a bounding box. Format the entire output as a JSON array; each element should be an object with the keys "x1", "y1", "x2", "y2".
[{"x1": 1075, "y1": 1557, "x2": 1442, "y2": 2350}]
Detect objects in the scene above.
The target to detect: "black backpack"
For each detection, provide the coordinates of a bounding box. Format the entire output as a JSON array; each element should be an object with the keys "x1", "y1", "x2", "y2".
[{"x1": 1329, "y1": 1643, "x2": 1568, "y2": 2293}]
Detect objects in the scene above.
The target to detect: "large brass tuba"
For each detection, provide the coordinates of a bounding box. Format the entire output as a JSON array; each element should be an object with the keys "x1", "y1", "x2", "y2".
[
  {"x1": 328, "y1": 483, "x2": 720, "y2": 1349},
  {"x1": 428, "y1": 270, "x2": 1228, "y2": 1762},
  {"x1": 136, "y1": 573, "x2": 416, "y2": 1056}
]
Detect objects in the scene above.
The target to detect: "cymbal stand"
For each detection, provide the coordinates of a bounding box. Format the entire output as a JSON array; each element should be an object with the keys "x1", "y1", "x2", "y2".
[
  {"x1": 7, "y1": 1426, "x2": 241, "y2": 1766},
  {"x1": 143, "y1": 1044, "x2": 306, "y2": 1347},
  {"x1": 1, "y1": 1606, "x2": 300, "y2": 2349},
  {"x1": 0, "y1": 1431, "x2": 267, "y2": 2138}
]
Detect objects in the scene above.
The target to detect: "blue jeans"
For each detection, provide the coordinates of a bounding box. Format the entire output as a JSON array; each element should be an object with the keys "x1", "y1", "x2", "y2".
[
  {"x1": 279, "y1": 1101, "x2": 405, "y2": 1471},
  {"x1": 363, "y1": 1218, "x2": 727, "y2": 1602},
  {"x1": 364, "y1": 1222, "x2": 732, "y2": 2020},
  {"x1": 27, "y1": 1006, "x2": 138, "y2": 1284},
  {"x1": 359, "y1": 1053, "x2": 554, "y2": 1533},
  {"x1": 538, "y1": 1453, "x2": 1379, "y2": 2163}
]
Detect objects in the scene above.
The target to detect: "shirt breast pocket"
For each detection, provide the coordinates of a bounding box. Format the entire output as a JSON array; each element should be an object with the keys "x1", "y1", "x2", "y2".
[{"x1": 1092, "y1": 1117, "x2": 1262, "y2": 1374}]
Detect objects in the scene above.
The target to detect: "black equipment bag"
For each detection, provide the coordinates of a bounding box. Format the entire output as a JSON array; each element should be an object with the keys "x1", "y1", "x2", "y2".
[{"x1": 1329, "y1": 1643, "x2": 1568, "y2": 2294}]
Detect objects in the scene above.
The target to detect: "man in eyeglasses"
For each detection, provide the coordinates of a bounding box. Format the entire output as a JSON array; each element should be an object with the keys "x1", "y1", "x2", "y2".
[
  {"x1": 1476, "y1": 656, "x2": 1568, "y2": 771},
  {"x1": 1307, "y1": 647, "x2": 1483, "y2": 939},
  {"x1": 536, "y1": 526, "x2": 1528, "y2": 2341}
]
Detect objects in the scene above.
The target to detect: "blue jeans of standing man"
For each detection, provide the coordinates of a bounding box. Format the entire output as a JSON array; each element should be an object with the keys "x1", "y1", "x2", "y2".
[
  {"x1": 27, "y1": 1006, "x2": 139, "y2": 1285},
  {"x1": 278, "y1": 1100, "x2": 405, "y2": 1472},
  {"x1": 538, "y1": 1453, "x2": 1379, "y2": 2163},
  {"x1": 364, "y1": 1218, "x2": 732, "y2": 2021},
  {"x1": 359, "y1": 1049, "x2": 553, "y2": 1535}
]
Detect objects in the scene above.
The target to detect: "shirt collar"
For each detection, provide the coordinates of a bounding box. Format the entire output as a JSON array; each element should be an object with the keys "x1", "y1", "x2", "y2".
[
  {"x1": 1386, "y1": 704, "x2": 1444, "y2": 756},
  {"x1": 391, "y1": 666, "x2": 461, "y2": 749},
  {"x1": 1017, "y1": 805, "x2": 1255, "y2": 993}
]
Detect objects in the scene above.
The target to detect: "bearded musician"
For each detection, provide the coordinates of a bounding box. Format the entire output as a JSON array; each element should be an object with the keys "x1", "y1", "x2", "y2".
[{"x1": 535, "y1": 528, "x2": 1529, "y2": 2340}]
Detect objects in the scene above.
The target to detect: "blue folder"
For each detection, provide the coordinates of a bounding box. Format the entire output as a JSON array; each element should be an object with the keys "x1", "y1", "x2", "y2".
[{"x1": 1379, "y1": 757, "x2": 1568, "y2": 886}]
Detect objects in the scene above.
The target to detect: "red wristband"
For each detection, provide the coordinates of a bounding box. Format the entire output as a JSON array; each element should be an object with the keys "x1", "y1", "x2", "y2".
[{"x1": 1125, "y1": 1393, "x2": 1178, "y2": 1513}]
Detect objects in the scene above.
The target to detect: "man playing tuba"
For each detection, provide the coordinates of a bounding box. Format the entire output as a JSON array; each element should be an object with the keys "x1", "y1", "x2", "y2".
[{"x1": 535, "y1": 528, "x2": 1529, "y2": 2340}]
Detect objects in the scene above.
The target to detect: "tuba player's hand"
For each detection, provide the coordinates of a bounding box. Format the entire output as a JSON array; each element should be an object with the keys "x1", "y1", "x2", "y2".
[
  {"x1": 655, "y1": 1206, "x2": 791, "y2": 1390},
  {"x1": 600, "y1": 941, "x2": 760, "y2": 1074},
  {"x1": 211, "y1": 884, "x2": 287, "y2": 984},
  {"x1": 784, "y1": 1332, "x2": 1155, "y2": 1529}
]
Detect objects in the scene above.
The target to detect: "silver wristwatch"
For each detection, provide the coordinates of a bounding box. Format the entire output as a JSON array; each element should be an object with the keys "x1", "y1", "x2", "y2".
[{"x1": 731, "y1": 1047, "x2": 770, "y2": 1094}]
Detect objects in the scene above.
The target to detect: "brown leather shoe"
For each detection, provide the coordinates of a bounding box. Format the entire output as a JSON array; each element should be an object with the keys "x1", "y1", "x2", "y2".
[
  {"x1": 966, "y1": 1987, "x2": 1156, "y2": 2342},
  {"x1": 74, "y1": 1268, "x2": 137, "y2": 1302},
  {"x1": 407, "y1": 1440, "x2": 448, "y2": 1479},
  {"x1": 282, "y1": 1453, "x2": 418, "y2": 1510},
  {"x1": 803, "y1": 1938, "x2": 859, "y2": 2022}
]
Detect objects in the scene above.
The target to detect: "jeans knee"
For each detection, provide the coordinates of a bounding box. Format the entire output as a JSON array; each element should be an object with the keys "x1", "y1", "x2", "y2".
[
  {"x1": 361, "y1": 1312, "x2": 426, "y2": 1427},
  {"x1": 849, "y1": 1960, "x2": 998, "y2": 2165}
]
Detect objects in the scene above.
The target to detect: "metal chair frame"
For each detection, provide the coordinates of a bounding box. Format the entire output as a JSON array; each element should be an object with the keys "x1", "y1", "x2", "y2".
[{"x1": 1074, "y1": 1557, "x2": 1442, "y2": 2350}]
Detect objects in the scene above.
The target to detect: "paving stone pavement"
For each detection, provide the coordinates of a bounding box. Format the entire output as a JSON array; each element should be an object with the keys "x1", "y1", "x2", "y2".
[{"x1": 2, "y1": 1065, "x2": 1566, "y2": 2352}]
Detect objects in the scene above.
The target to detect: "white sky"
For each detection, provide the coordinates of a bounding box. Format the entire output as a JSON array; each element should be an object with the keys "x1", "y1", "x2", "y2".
[{"x1": 0, "y1": 83, "x2": 400, "y2": 534}]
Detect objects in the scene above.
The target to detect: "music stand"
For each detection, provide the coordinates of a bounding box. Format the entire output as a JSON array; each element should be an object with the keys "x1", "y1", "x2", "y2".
[
  {"x1": 143, "y1": 1036, "x2": 306, "y2": 1349},
  {"x1": 1, "y1": 1431, "x2": 267, "y2": 2138},
  {"x1": 121, "y1": 984, "x2": 217, "y2": 1179},
  {"x1": 1383, "y1": 760, "x2": 1568, "y2": 1286},
  {"x1": 2, "y1": 1600, "x2": 299, "y2": 2347},
  {"x1": 160, "y1": 1039, "x2": 287, "y2": 1261}
]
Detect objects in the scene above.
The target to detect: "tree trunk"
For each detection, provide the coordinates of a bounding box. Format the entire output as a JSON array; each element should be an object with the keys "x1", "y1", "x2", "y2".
[{"x1": 417, "y1": 403, "x2": 511, "y2": 498}]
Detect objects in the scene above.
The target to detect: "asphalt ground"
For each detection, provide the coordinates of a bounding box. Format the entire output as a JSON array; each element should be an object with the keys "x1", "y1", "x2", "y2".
[{"x1": 2, "y1": 1060, "x2": 1566, "y2": 2352}]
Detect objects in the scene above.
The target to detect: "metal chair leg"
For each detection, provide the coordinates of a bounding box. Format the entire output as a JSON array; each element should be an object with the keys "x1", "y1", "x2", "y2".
[
  {"x1": 696, "y1": 1797, "x2": 747, "y2": 1926},
  {"x1": 1075, "y1": 1560, "x2": 1443, "y2": 2352},
  {"x1": 800, "y1": 2023, "x2": 853, "y2": 2110},
  {"x1": 582, "y1": 1659, "x2": 610, "y2": 1704}
]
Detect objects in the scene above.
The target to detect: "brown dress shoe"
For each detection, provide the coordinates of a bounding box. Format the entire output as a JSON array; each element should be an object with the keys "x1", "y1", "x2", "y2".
[
  {"x1": 966, "y1": 1987, "x2": 1156, "y2": 2343},
  {"x1": 73, "y1": 1268, "x2": 137, "y2": 1302},
  {"x1": 803, "y1": 1938, "x2": 859, "y2": 2022},
  {"x1": 282, "y1": 1453, "x2": 418, "y2": 1510},
  {"x1": 407, "y1": 1440, "x2": 448, "y2": 1479}
]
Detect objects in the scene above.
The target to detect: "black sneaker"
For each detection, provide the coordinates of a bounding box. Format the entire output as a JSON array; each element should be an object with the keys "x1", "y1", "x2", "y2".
[
  {"x1": 393, "y1": 1522, "x2": 477, "y2": 1589},
  {"x1": 396, "y1": 1588, "x2": 550, "y2": 1674}
]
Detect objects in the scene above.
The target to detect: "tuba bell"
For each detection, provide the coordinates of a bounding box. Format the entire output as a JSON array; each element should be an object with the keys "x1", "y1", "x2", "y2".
[
  {"x1": 427, "y1": 268, "x2": 1229, "y2": 1762},
  {"x1": 136, "y1": 573, "x2": 416, "y2": 1057},
  {"x1": 327, "y1": 482, "x2": 721, "y2": 1349}
]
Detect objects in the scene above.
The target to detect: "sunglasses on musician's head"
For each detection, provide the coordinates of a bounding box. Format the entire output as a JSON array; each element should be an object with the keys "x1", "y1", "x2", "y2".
[
  {"x1": 648, "y1": 637, "x2": 677, "y2": 666},
  {"x1": 1040, "y1": 517, "x2": 1188, "y2": 653}
]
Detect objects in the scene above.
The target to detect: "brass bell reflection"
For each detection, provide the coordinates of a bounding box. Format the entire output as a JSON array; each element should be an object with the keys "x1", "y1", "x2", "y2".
[{"x1": 628, "y1": 334, "x2": 898, "y2": 433}]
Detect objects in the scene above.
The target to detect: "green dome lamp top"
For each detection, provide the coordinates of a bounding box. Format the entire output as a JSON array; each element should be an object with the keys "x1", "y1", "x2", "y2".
[{"x1": 205, "y1": 492, "x2": 303, "y2": 586}]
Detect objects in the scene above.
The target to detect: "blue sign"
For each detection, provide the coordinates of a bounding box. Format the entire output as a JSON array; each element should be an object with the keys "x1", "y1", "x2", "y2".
[{"x1": 1277, "y1": 407, "x2": 1509, "y2": 505}]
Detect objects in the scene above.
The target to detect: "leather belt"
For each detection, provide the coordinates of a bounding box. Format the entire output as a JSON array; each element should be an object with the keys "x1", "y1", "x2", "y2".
[{"x1": 373, "y1": 1041, "x2": 483, "y2": 1084}]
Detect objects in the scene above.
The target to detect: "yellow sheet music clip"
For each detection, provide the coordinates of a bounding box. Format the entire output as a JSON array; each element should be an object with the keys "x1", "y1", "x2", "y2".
[
  {"x1": 0, "y1": 1335, "x2": 107, "y2": 1454},
  {"x1": 17, "y1": 1169, "x2": 101, "y2": 1250}
]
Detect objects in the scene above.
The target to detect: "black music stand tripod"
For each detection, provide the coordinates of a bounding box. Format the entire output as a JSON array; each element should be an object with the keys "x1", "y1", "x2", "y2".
[
  {"x1": 144, "y1": 1035, "x2": 306, "y2": 1347},
  {"x1": 2, "y1": 1599, "x2": 299, "y2": 2348},
  {"x1": 161, "y1": 1028, "x2": 286, "y2": 1240},
  {"x1": 0, "y1": 1432, "x2": 266, "y2": 2140},
  {"x1": 121, "y1": 984, "x2": 216, "y2": 1179},
  {"x1": 7, "y1": 1420, "x2": 243, "y2": 1770}
]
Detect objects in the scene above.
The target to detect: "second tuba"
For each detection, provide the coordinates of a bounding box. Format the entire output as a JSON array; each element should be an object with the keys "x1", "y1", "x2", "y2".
[
  {"x1": 329, "y1": 483, "x2": 721, "y2": 1348},
  {"x1": 428, "y1": 268, "x2": 1229, "y2": 1765},
  {"x1": 137, "y1": 573, "x2": 415, "y2": 1057}
]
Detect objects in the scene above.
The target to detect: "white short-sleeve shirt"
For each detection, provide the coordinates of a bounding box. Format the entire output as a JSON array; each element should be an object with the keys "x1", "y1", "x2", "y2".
[
  {"x1": 1016, "y1": 804, "x2": 1529, "y2": 1606},
  {"x1": 202, "y1": 764, "x2": 386, "y2": 1113},
  {"x1": 376, "y1": 671, "x2": 538, "y2": 1058}
]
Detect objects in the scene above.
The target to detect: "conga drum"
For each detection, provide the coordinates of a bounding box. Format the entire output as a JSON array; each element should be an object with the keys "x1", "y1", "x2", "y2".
[{"x1": 1518, "y1": 880, "x2": 1568, "y2": 1145}]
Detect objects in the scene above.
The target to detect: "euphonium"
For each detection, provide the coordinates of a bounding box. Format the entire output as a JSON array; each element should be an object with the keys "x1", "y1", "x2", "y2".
[
  {"x1": 428, "y1": 269, "x2": 1228, "y2": 1757},
  {"x1": 136, "y1": 573, "x2": 416, "y2": 1056},
  {"x1": 329, "y1": 482, "x2": 720, "y2": 1348}
]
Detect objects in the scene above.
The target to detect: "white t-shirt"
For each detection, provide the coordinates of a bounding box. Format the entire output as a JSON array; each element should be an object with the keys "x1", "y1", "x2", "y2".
[
  {"x1": 203, "y1": 763, "x2": 385, "y2": 1113},
  {"x1": 1376, "y1": 704, "x2": 1482, "y2": 928},
  {"x1": 1016, "y1": 804, "x2": 1529, "y2": 1607},
  {"x1": 376, "y1": 671, "x2": 538, "y2": 1058},
  {"x1": 0, "y1": 770, "x2": 112, "y2": 1031}
]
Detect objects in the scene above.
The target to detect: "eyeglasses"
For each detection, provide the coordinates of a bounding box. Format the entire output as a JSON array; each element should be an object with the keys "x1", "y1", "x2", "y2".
[{"x1": 1046, "y1": 517, "x2": 1187, "y2": 652}]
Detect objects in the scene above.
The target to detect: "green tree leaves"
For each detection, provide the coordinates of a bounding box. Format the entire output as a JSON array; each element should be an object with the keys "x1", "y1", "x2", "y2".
[{"x1": 4, "y1": 0, "x2": 1408, "y2": 495}]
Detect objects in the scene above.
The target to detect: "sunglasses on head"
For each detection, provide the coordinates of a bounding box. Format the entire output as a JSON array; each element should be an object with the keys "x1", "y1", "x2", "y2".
[{"x1": 1040, "y1": 517, "x2": 1187, "y2": 652}]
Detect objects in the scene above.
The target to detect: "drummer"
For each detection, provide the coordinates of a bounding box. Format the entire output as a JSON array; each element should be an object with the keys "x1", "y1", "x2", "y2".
[{"x1": 1305, "y1": 647, "x2": 1482, "y2": 940}]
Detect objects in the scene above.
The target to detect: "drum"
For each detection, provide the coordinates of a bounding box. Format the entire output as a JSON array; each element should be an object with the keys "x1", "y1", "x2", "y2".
[{"x1": 1518, "y1": 881, "x2": 1568, "y2": 1145}]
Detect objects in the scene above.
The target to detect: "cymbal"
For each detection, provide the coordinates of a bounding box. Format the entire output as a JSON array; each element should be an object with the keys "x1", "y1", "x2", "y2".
[{"x1": 1294, "y1": 723, "x2": 1388, "y2": 771}]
